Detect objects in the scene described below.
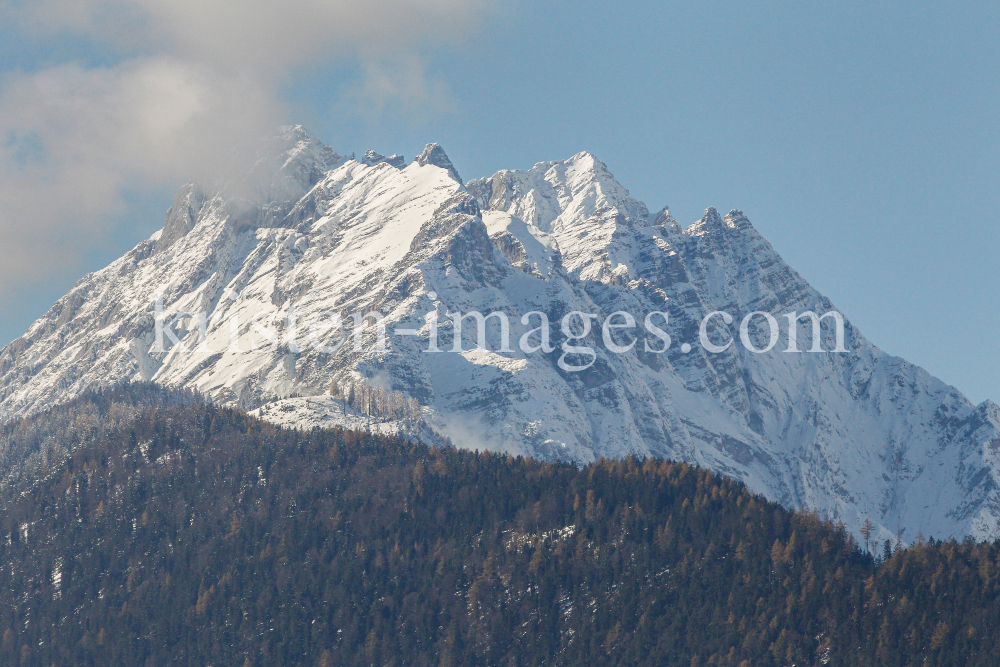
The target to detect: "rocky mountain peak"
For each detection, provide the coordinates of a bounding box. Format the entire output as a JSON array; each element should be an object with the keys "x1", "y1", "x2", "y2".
[
  {"x1": 467, "y1": 150, "x2": 647, "y2": 239},
  {"x1": 219, "y1": 125, "x2": 344, "y2": 205},
  {"x1": 724, "y1": 209, "x2": 753, "y2": 231},
  {"x1": 686, "y1": 207, "x2": 727, "y2": 236},
  {"x1": 154, "y1": 183, "x2": 206, "y2": 253},
  {"x1": 362, "y1": 150, "x2": 406, "y2": 169},
  {"x1": 414, "y1": 143, "x2": 462, "y2": 183}
]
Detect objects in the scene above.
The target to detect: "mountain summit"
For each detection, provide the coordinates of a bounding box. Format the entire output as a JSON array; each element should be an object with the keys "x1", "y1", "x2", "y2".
[{"x1": 1, "y1": 127, "x2": 998, "y2": 544}]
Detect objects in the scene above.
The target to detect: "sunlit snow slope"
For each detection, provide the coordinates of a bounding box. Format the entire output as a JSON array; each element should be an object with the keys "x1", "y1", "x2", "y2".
[{"x1": 2, "y1": 126, "x2": 998, "y2": 544}]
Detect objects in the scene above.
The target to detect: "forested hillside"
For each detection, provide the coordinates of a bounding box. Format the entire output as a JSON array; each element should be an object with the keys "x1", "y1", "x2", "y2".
[{"x1": 1, "y1": 387, "x2": 999, "y2": 666}]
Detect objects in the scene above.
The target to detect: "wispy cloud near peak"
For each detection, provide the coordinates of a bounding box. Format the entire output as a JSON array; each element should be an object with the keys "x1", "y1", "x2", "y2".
[{"x1": 0, "y1": 0, "x2": 488, "y2": 314}]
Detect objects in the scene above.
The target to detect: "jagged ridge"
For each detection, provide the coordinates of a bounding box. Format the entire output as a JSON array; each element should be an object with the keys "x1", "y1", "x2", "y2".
[{"x1": 1, "y1": 127, "x2": 998, "y2": 545}]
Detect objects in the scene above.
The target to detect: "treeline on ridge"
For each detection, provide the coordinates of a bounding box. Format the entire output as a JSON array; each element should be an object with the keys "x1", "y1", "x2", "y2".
[{"x1": 0, "y1": 386, "x2": 998, "y2": 666}]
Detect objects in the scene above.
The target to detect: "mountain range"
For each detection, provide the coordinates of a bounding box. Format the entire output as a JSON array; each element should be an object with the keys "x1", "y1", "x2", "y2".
[{"x1": 1, "y1": 125, "x2": 998, "y2": 545}]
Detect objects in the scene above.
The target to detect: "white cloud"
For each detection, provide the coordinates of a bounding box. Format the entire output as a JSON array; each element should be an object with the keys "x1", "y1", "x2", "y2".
[
  {"x1": 8, "y1": 0, "x2": 485, "y2": 68},
  {"x1": 0, "y1": 0, "x2": 487, "y2": 311},
  {"x1": 342, "y1": 59, "x2": 458, "y2": 121},
  {"x1": 0, "y1": 57, "x2": 282, "y2": 294}
]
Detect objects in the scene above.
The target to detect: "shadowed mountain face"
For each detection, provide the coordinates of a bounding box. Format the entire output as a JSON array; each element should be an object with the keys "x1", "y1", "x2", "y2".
[{"x1": 1, "y1": 126, "x2": 998, "y2": 543}]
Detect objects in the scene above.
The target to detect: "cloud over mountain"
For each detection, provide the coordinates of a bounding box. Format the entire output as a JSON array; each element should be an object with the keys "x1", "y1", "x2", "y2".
[{"x1": 0, "y1": 0, "x2": 487, "y2": 305}]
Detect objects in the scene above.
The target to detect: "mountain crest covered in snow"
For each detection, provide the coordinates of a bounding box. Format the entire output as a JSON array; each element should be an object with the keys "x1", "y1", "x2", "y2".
[{"x1": 1, "y1": 127, "x2": 999, "y2": 545}]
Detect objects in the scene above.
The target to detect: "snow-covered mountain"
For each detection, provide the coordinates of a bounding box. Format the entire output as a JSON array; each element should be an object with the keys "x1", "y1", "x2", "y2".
[{"x1": 1, "y1": 125, "x2": 998, "y2": 545}]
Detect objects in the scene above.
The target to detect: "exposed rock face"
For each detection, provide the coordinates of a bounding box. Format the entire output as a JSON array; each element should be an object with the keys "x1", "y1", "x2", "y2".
[
  {"x1": 414, "y1": 143, "x2": 462, "y2": 183},
  {"x1": 155, "y1": 184, "x2": 206, "y2": 253},
  {"x1": 362, "y1": 150, "x2": 406, "y2": 169},
  {"x1": 1, "y1": 128, "x2": 998, "y2": 546}
]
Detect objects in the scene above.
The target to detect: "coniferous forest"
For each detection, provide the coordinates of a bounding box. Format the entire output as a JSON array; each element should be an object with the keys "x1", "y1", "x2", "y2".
[{"x1": 1, "y1": 386, "x2": 999, "y2": 666}]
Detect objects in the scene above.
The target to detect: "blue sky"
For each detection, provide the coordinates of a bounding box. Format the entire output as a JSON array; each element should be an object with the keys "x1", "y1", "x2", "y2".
[{"x1": 1, "y1": 0, "x2": 997, "y2": 403}]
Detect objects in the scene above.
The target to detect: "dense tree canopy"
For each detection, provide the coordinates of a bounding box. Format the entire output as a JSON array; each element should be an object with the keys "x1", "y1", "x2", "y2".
[{"x1": 1, "y1": 386, "x2": 998, "y2": 666}]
